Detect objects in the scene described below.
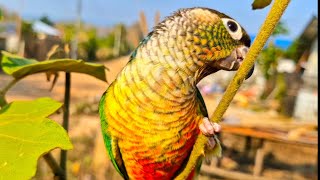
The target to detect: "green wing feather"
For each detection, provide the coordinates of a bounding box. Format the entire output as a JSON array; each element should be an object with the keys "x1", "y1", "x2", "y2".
[
  {"x1": 196, "y1": 88, "x2": 222, "y2": 157},
  {"x1": 128, "y1": 33, "x2": 152, "y2": 63},
  {"x1": 196, "y1": 87, "x2": 209, "y2": 117},
  {"x1": 196, "y1": 88, "x2": 222, "y2": 155},
  {"x1": 195, "y1": 88, "x2": 222, "y2": 174},
  {"x1": 99, "y1": 90, "x2": 129, "y2": 179}
]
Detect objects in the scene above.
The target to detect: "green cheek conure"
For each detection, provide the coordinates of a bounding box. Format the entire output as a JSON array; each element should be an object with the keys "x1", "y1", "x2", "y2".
[{"x1": 99, "y1": 7, "x2": 252, "y2": 180}]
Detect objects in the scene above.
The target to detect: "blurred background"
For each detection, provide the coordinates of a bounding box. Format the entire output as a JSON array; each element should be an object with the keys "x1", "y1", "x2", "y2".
[{"x1": 0, "y1": 0, "x2": 318, "y2": 180}]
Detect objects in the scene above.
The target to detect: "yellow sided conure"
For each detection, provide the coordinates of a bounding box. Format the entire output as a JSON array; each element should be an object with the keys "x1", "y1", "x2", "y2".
[{"x1": 99, "y1": 7, "x2": 253, "y2": 180}]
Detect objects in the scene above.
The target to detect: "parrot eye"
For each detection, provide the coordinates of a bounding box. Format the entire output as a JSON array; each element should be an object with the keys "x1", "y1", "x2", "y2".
[
  {"x1": 221, "y1": 18, "x2": 243, "y2": 41},
  {"x1": 227, "y1": 21, "x2": 238, "y2": 32}
]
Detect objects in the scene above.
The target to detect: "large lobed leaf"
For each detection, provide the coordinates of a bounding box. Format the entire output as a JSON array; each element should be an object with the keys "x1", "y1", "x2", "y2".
[
  {"x1": 0, "y1": 97, "x2": 73, "y2": 180},
  {"x1": 1, "y1": 51, "x2": 107, "y2": 82}
]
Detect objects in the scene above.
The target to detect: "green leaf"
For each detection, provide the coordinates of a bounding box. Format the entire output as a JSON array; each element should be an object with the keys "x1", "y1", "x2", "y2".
[
  {"x1": 252, "y1": 0, "x2": 272, "y2": 10},
  {"x1": 1, "y1": 51, "x2": 107, "y2": 82},
  {"x1": 0, "y1": 97, "x2": 73, "y2": 180}
]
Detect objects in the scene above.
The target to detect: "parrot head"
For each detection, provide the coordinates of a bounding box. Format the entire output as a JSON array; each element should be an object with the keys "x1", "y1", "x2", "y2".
[{"x1": 151, "y1": 7, "x2": 254, "y2": 81}]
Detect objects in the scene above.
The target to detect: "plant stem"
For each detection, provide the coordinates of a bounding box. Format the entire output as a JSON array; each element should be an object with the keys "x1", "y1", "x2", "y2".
[
  {"x1": 43, "y1": 153, "x2": 66, "y2": 179},
  {"x1": 59, "y1": 0, "x2": 80, "y2": 173},
  {"x1": 0, "y1": 78, "x2": 19, "y2": 108},
  {"x1": 60, "y1": 72, "x2": 71, "y2": 178},
  {"x1": 175, "y1": 0, "x2": 291, "y2": 179}
]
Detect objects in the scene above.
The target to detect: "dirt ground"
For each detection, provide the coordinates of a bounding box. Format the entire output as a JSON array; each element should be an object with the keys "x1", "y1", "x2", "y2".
[{"x1": 0, "y1": 56, "x2": 318, "y2": 180}]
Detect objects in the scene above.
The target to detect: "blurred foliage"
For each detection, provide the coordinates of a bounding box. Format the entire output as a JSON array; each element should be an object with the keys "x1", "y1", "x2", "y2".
[
  {"x1": 21, "y1": 20, "x2": 35, "y2": 38},
  {"x1": 258, "y1": 21, "x2": 288, "y2": 80},
  {"x1": 55, "y1": 22, "x2": 134, "y2": 61},
  {"x1": 113, "y1": 24, "x2": 131, "y2": 56},
  {"x1": 0, "y1": 6, "x2": 19, "y2": 21},
  {"x1": 79, "y1": 29, "x2": 99, "y2": 61},
  {"x1": 1, "y1": 5, "x2": 142, "y2": 62},
  {"x1": 257, "y1": 21, "x2": 289, "y2": 100},
  {"x1": 272, "y1": 21, "x2": 289, "y2": 37},
  {"x1": 77, "y1": 23, "x2": 131, "y2": 61},
  {"x1": 58, "y1": 23, "x2": 75, "y2": 43},
  {"x1": 154, "y1": 11, "x2": 161, "y2": 26},
  {"x1": 39, "y1": 15, "x2": 54, "y2": 26},
  {"x1": 139, "y1": 11, "x2": 148, "y2": 36},
  {"x1": 284, "y1": 39, "x2": 300, "y2": 61},
  {"x1": 285, "y1": 17, "x2": 317, "y2": 62},
  {"x1": 257, "y1": 44, "x2": 285, "y2": 100},
  {"x1": 0, "y1": 8, "x2": 3, "y2": 21},
  {"x1": 257, "y1": 44, "x2": 285, "y2": 80},
  {"x1": 274, "y1": 72, "x2": 287, "y2": 101}
]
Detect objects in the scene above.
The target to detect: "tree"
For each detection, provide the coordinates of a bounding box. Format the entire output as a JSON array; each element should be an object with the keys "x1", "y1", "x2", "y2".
[
  {"x1": 79, "y1": 29, "x2": 99, "y2": 61},
  {"x1": 272, "y1": 21, "x2": 289, "y2": 37},
  {"x1": 39, "y1": 15, "x2": 55, "y2": 26},
  {"x1": 257, "y1": 21, "x2": 288, "y2": 100},
  {"x1": 154, "y1": 11, "x2": 161, "y2": 26},
  {"x1": 285, "y1": 16, "x2": 318, "y2": 63},
  {"x1": 139, "y1": 11, "x2": 148, "y2": 37}
]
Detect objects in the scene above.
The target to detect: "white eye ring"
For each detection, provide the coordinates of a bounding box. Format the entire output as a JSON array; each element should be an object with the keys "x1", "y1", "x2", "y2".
[{"x1": 221, "y1": 18, "x2": 243, "y2": 40}]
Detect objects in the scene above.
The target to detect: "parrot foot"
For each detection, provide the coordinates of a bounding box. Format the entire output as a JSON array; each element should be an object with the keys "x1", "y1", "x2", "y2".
[
  {"x1": 199, "y1": 117, "x2": 221, "y2": 149},
  {"x1": 199, "y1": 117, "x2": 221, "y2": 137}
]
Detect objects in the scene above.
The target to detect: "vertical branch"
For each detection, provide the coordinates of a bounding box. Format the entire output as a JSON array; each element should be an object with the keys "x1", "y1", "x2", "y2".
[
  {"x1": 113, "y1": 25, "x2": 122, "y2": 57},
  {"x1": 60, "y1": 72, "x2": 71, "y2": 178},
  {"x1": 175, "y1": 0, "x2": 291, "y2": 179},
  {"x1": 44, "y1": 153, "x2": 66, "y2": 179},
  {"x1": 59, "y1": 0, "x2": 81, "y2": 178}
]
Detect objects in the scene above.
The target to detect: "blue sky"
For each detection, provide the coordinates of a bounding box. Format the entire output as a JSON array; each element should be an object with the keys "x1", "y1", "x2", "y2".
[{"x1": 0, "y1": 0, "x2": 318, "y2": 40}]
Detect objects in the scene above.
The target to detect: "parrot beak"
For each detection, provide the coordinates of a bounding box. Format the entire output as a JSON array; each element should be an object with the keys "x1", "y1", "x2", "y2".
[
  {"x1": 245, "y1": 65, "x2": 254, "y2": 80},
  {"x1": 211, "y1": 45, "x2": 254, "y2": 79}
]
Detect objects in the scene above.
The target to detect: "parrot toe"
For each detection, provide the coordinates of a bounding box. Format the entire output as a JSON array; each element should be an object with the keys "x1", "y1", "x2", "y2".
[
  {"x1": 207, "y1": 136, "x2": 216, "y2": 149},
  {"x1": 199, "y1": 117, "x2": 221, "y2": 136}
]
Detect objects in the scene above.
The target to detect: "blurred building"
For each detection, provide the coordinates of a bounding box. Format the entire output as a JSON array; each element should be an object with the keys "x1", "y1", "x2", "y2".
[
  {"x1": 292, "y1": 16, "x2": 318, "y2": 121},
  {"x1": 293, "y1": 37, "x2": 318, "y2": 121},
  {"x1": 32, "y1": 20, "x2": 60, "y2": 37},
  {"x1": 23, "y1": 20, "x2": 62, "y2": 60},
  {"x1": 0, "y1": 21, "x2": 19, "y2": 52}
]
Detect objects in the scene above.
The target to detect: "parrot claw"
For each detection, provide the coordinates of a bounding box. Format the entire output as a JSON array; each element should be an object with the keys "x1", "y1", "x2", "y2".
[
  {"x1": 199, "y1": 117, "x2": 221, "y2": 137},
  {"x1": 207, "y1": 136, "x2": 216, "y2": 149}
]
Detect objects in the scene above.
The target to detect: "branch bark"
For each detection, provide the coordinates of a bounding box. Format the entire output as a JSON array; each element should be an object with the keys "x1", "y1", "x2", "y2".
[
  {"x1": 43, "y1": 153, "x2": 66, "y2": 179},
  {"x1": 60, "y1": 72, "x2": 71, "y2": 178}
]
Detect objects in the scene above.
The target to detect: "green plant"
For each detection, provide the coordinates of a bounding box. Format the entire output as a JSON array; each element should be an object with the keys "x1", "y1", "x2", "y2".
[
  {"x1": 79, "y1": 29, "x2": 99, "y2": 61},
  {"x1": 39, "y1": 15, "x2": 55, "y2": 26},
  {"x1": 257, "y1": 44, "x2": 285, "y2": 99},
  {"x1": 0, "y1": 98, "x2": 72, "y2": 179},
  {"x1": 0, "y1": 51, "x2": 107, "y2": 180},
  {"x1": 257, "y1": 21, "x2": 289, "y2": 100}
]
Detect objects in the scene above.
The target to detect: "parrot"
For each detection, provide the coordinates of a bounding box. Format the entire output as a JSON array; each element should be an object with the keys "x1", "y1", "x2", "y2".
[{"x1": 99, "y1": 7, "x2": 253, "y2": 180}]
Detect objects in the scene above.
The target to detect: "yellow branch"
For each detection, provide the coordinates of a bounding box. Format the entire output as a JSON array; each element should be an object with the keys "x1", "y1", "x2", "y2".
[{"x1": 175, "y1": 0, "x2": 291, "y2": 179}]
